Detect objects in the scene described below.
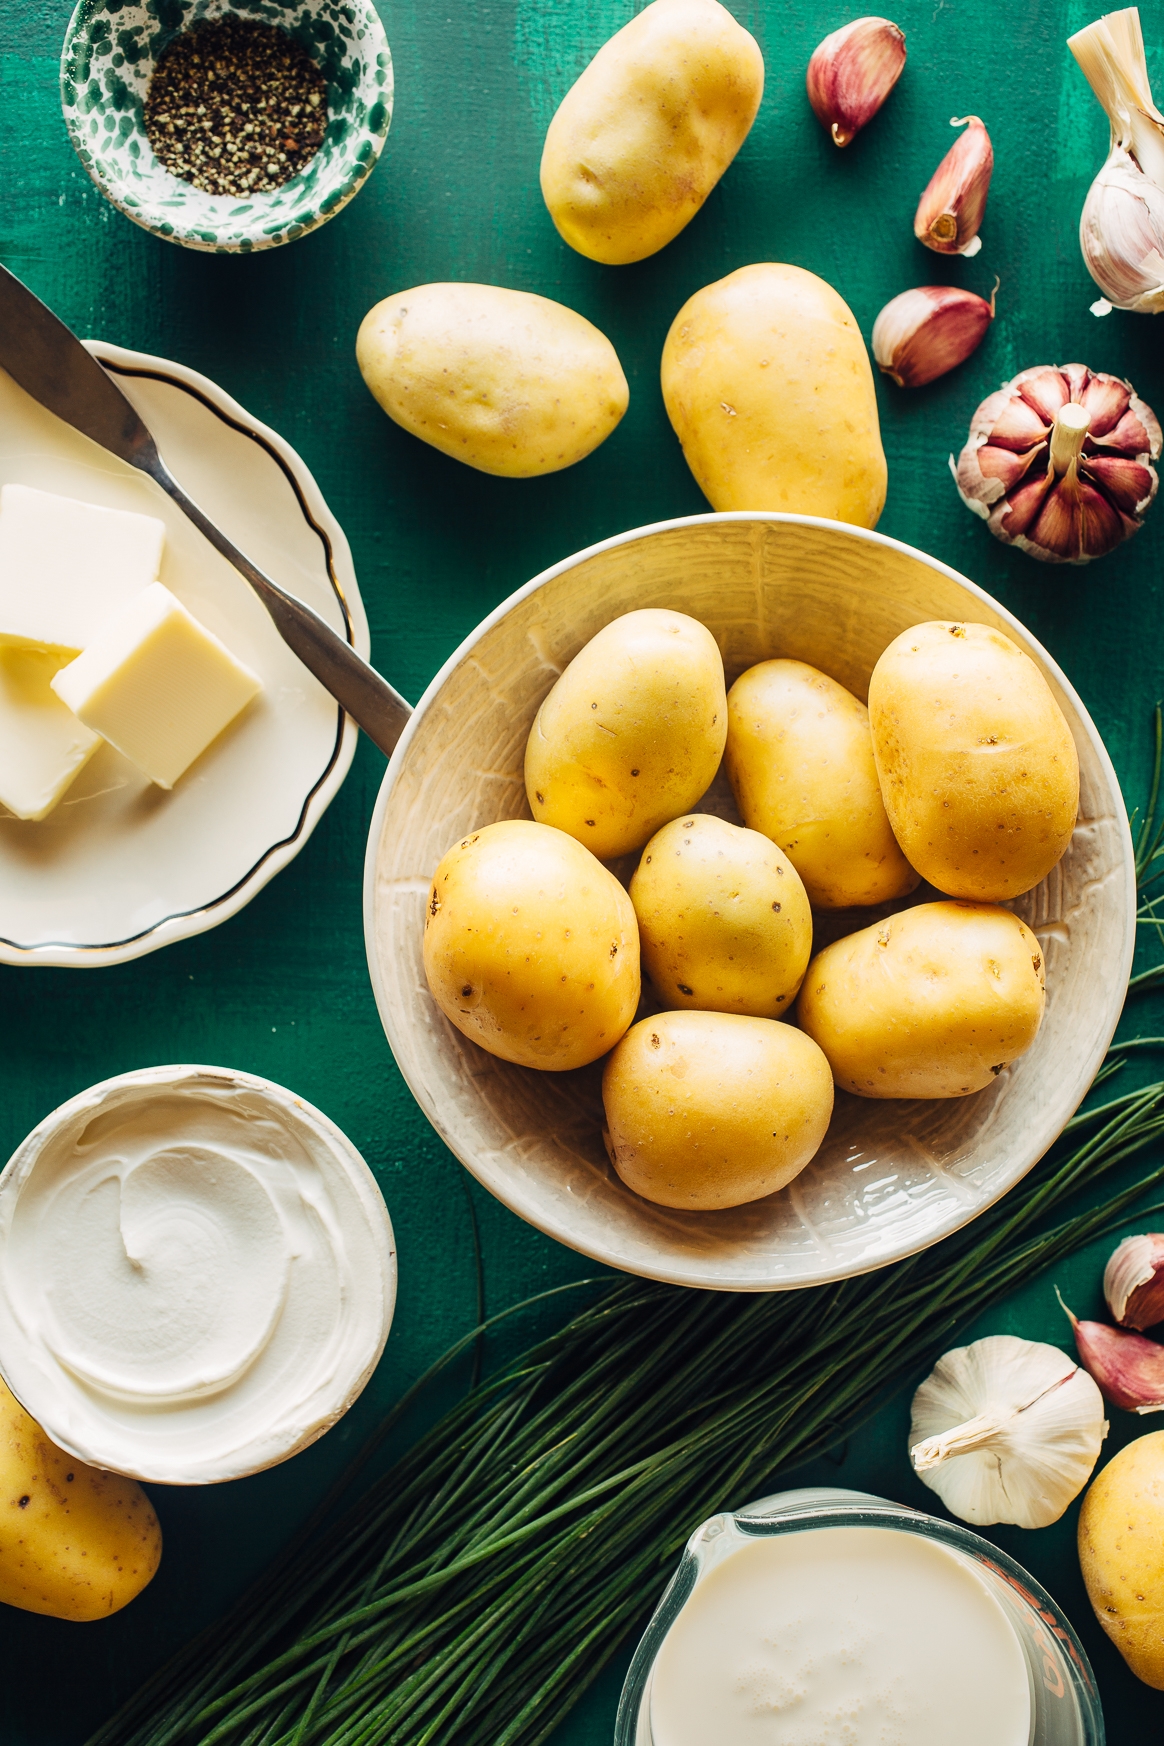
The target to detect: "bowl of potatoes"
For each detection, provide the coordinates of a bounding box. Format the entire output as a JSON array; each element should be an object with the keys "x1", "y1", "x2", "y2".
[{"x1": 364, "y1": 513, "x2": 1134, "y2": 1291}]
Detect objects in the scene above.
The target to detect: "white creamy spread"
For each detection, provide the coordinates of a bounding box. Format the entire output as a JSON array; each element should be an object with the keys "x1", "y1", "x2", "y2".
[
  {"x1": 649, "y1": 1524, "x2": 1032, "y2": 1746},
  {"x1": 0, "y1": 1066, "x2": 394, "y2": 1483}
]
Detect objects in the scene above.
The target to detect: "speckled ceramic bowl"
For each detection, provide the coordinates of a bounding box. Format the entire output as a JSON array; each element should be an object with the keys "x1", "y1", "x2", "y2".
[{"x1": 60, "y1": 0, "x2": 392, "y2": 252}]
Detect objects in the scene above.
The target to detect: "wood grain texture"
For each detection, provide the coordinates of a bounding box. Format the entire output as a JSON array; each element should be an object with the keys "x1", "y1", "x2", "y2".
[{"x1": 1, "y1": 0, "x2": 1164, "y2": 1737}]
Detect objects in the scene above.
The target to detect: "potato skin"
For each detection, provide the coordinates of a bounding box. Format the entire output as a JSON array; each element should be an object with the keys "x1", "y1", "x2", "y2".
[
  {"x1": 0, "y1": 1377, "x2": 160, "y2": 1621},
  {"x1": 661, "y1": 263, "x2": 887, "y2": 525},
  {"x1": 629, "y1": 814, "x2": 811, "y2": 1017},
  {"x1": 868, "y1": 621, "x2": 1080, "y2": 901},
  {"x1": 525, "y1": 609, "x2": 727, "y2": 859},
  {"x1": 797, "y1": 900, "x2": 1045, "y2": 1099},
  {"x1": 540, "y1": 0, "x2": 764, "y2": 266},
  {"x1": 1079, "y1": 1432, "x2": 1164, "y2": 1688},
  {"x1": 423, "y1": 820, "x2": 640, "y2": 1071},
  {"x1": 602, "y1": 1010, "x2": 833, "y2": 1210},
  {"x1": 725, "y1": 658, "x2": 919, "y2": 909},
  {"x1": 355, "y1": 283, "x2": 628, "y2": 477}
]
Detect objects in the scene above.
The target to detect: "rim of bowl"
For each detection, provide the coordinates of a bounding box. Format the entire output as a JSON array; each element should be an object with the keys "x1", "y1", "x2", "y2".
[
  {"x1": 363, "y1": 511, "x2": 1135, "y2": 1292},
  {"x1": 0, "y1": 1063, "x2": 397, "y2": 1482},
  {"x1": 59, "y1": 0, "x2": 393, "y2": 253}
]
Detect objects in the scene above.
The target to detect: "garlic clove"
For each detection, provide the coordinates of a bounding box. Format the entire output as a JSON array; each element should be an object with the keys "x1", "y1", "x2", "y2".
[
  {"x1": 955, "y1": 362, "x2": 1161, "y2": 561},
  {"x1": 806, "y1": 16, "x2": 906, "y2": 149},
  {"x1": 871, "y1": 283, "x2": 995, "y2": 388},
  {"x1": 914, "y1": 115, "x2": 993, "y2": 255},
  {"x1": 1104, "y1": 1232, "x2": 1164, "y2": 1329},
  {"x1": 1061, "y1": 1295, "x2": 1164, "y2": 1412},
  {"x1": 909, "y1": 1334, "x2": 1107, "y2": 1529}
]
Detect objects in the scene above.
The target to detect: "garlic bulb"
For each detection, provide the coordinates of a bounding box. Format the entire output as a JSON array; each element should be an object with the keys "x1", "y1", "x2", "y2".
[
  {"x1": 1105, "y1": 1232, "x2": 1164, "y2": 1328},
  {"x1": 914, "y1": 116, "x2": 993, "y2": 256},
  {"x1": 909, "y1": 1335, "x2": 1107, "y2": 1529},
  {"x1": 872, "y1": 282, "x2": 995, "y2": 388},
  {"x1": 1068, "y1": 9, "x2": 1164, "y2": 313},
  {"x1": 806, "y1": 17, "x2": 906, "y2": 149},
  {"x1": 954, "y1": 362, "x2": 1161, "y2": 562}
]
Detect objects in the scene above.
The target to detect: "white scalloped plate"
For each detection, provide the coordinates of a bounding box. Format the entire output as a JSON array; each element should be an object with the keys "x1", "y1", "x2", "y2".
[{"x1": 0, "y1": 342, "x2": 366, "y2": 967}]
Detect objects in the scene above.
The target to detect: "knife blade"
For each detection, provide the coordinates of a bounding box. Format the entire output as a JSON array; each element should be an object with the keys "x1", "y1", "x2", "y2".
[{"x1": 0, "y1": 262, "x2": 412, "y2": 757}]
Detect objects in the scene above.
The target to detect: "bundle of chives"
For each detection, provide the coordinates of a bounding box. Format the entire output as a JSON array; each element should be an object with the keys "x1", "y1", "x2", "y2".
[{"x1": 90, "y1": 1073, "x2": 1164, "y2": 1746}]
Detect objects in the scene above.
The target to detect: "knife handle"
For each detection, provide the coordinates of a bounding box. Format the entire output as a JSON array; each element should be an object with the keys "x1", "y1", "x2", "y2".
[{"x1": 143, "y1": 457, "x2": 413, "y2": 760}]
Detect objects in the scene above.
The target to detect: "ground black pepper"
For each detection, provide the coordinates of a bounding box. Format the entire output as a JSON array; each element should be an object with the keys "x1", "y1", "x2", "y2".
[{"x1": 144, "y1": 17, "x2": 328, "y2": 199}]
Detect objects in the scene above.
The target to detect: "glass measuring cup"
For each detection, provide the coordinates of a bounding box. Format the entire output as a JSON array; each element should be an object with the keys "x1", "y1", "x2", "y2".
[{"x1": 615, "y1": 1487, "x2": 1103, "y2": 1746}]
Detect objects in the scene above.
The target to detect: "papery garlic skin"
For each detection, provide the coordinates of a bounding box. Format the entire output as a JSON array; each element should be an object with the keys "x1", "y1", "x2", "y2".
[
  {"x1": 1105, "y1": 1233, "x2": 1164, "y2": 1329},
  {"x1": 909, "y1": 1335, "x2": 1107, "y2": 1529},
  {"x1": 1068, "y1": 1313, "x2": 1164, "y2": 1414},
  {"x1": 914, "y1": 116, "x2": 993, "y2": 256},
  {"x1": 872, "y1": 283, "x2": 994, "y2": 387},
  {"x1": 806, "y1": 16, "x2": 905, "y2": 149},
  {"x1": 954, "y1": 361, "x2": 1161, "y2": 562},
  {"x1": 1069, "y1": 9, "x2": 1164, "y2": 313}
]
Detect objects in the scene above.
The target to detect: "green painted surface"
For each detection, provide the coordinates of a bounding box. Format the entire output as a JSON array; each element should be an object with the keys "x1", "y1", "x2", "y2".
[{"x1": 1, "y1": 0, "x2": 1164, "y2": 1737}]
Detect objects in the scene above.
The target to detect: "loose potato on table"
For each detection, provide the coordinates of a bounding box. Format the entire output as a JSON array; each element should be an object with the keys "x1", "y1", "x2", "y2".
[
  {"x1": 0, "y1": 1377, "x2": 160, "y2": 1621},
  {"x1": 661, "y1": 262, "x2": 887, "y2": 525},
  {"x1": 725, "y1": 658, "x2": 919, "y2": 909},
  {"x1": 423, "y1": 819, "x2": 640, "y2": 1071},
  {"x1": 868, "y1": 620, "x2": 1079, "y2": 901},
  {"x1": 629, "y1": 814, "x2": 811, "y2": 1017},
  {"x1": 797, "y1": 900, "x2": 1045, "y2": 1099},
  {"x1": 540, "y1": 0, "x2": 764, "y2": 265},
  {"x1": 356, "y1": 283, "x2": 628, "y2": 477},
  {"x1": 1079, "y1": 1431, "x2": 1164, "y2": 1688},
  {"x1": 525, "y1": 609, "x2": 727, "y2": 859},
  {"x1": 602, "y1": 1010, "x2": 834, "y2": 1210}
]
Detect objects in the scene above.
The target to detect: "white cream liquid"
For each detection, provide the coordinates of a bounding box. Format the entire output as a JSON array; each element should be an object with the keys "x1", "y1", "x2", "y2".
[{"x1": 649, "y1": 1525, "x2": 1031, "y2": 1746}]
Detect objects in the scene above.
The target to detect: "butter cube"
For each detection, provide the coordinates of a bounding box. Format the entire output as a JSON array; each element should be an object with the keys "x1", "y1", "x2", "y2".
[
  {"x1": 51, "y1": 584, "x2": 261, "y2": 790},
  {"x1": 0, "y1": 646, "x2": 101, "y2": 820},
  {"x1": 0, "y1": 483, "x2": 165, "y2": 653}
]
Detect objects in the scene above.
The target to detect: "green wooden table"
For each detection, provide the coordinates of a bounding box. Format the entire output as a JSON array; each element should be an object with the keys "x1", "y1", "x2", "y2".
[{"x1": 3, "y1": 0, "x2": 1164, "y2": 1737}]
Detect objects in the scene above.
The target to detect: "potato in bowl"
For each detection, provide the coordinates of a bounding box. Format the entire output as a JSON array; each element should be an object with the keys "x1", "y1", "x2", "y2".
[{"x1": 363, "y1": 514, "x2": 1133, "y2": 1292}]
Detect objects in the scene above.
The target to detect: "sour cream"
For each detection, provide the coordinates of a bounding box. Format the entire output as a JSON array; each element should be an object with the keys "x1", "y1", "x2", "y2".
[
  {"x1": 649, "y1": 1523, "x2": 1032, "y2": 1746},
  {"x1": 0, "y1": 1066, "x2": 395, "y2": 1483}
]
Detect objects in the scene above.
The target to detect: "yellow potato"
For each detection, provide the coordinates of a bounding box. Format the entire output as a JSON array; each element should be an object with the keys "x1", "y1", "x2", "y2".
[
  {"x1": 797, "y1": 900, "x2": 1045, "y2": 1099},
  {"x1": 868, "y1": 621, "x2": 1080, "y2": 901},
  {"x1": 629, "y1": 813, "x2": 811, "y2": 1016},
  {"x1": 602, "y1": 1010, "x2": 834, "y2": 1209},
  {"x1": 725, "y1": 658, "x2": 919, "y2": 909},
  {"x1": 540, "y1": 0, "x2": 764, "y2": 266},
  {"x1": 661, "y1": 263, "x2": 887, "y2": 525},
  {"x1": 1079, "y1": 1431, "x2": 1164, "y2": 1688},
  {"x1": 0, "y1": 1377, "x2": 160, "y2": 1621},
  {"x1": 355, "y1": 283, "x2": 628, "y2": 477},
  {"x1": 423, "y1": 819, "x2": 640, "y2": 1071},
  {"x1": 525, "y1": 609, "x2": 727, "y2": 859}
]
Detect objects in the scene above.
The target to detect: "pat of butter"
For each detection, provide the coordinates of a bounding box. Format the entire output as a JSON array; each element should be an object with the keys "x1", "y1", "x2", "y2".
[
  {"x1": 0, "y1": 646, "x2": 101, "y2": 821},
  {"x1": 0, "y1": 484, "x2": 166, "y2": 653},
  {"x1": 51, "y1": 584, "x2": 261, "y2": 790}
]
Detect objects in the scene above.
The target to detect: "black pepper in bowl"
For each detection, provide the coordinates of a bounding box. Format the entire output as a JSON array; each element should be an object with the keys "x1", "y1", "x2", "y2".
[{"x1": 144, "y1": 17, "x2": 328, "y2": 199}]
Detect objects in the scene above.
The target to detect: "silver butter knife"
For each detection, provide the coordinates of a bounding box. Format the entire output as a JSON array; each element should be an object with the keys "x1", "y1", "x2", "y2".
[{"x1": 0, "y1": 263, "x2": 412, "y2": 757}]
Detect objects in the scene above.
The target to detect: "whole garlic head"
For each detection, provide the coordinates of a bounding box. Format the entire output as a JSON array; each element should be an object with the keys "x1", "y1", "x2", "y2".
[{"x1": 909, "y1": 1335, "x2": 1108, "y2": 1529}]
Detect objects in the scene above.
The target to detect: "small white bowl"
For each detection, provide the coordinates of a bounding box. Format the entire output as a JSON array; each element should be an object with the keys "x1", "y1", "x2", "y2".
[
  {"x1": 364, "y1": 513, "x2": 1134, "y2": 1293},
  {"x1": 0, "y1": 1065, "x2": 395, "y2": 1484}
]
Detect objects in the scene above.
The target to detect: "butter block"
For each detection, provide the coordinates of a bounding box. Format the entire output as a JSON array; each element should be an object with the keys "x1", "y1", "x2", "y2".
[
  {"x1": 51, "y1": 584, "x2": 261, "y2": 790},
  {"x1": 0, "y1": 646, "x2": 101, "y2": 821},
  {"x1": 0, "y1": 483, "x2": 166, "y2": 653}
]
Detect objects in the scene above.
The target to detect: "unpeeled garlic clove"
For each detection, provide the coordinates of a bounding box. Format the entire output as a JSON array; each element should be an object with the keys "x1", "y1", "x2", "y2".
[
  {"x1": 1061, "y1": 1295, "x2": 1164, "y2": 1413},
  {"x1": 806, "y1": 16, "x2": 906, "y2": 148},
  {"x1": 915, "y1": 115, "x2": 993, "y2": 255},
  {"x1": 1105, "y1": 1233, "x2": 1164, "y2": 1329},
  {"x1": 872, "y1": 282, "x2": 996, "y2": 387}
]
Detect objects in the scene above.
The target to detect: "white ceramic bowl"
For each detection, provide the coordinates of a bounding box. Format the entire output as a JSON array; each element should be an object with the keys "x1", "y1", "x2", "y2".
[
  {"x1": 0, "y1": 1065, "x2": 395, "y2": 1483},
  {"x1": 364, "y1": 514, "x2": 1134, "y2": 1292},
  {"x1": 0, "y1": 341, "x2": 366, "y2": 967}
]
